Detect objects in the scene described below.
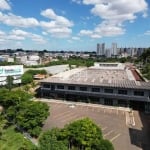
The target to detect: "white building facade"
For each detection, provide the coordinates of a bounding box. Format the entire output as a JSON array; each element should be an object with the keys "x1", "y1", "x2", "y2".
[{"x1": 0, "y1": 65, "x2": 23, "y2": 85}]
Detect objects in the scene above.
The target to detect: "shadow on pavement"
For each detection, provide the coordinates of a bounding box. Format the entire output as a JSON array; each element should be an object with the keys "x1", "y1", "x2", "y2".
[{"x1": 129, "y1": 112, "x2": 150, "y2": 150}]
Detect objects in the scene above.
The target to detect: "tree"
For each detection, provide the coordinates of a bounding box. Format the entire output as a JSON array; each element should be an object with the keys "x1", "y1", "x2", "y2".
[
  {"x1": 92, "y1": 139, "x2": 114, "y2": 150},
  {"x1": 0, "y1": 89, "x2": 32, "y2": 108},
  {"x1": 140, "y1": 48, "x2": 150, "y2": 63},
  {"x1": 25, "y1": 69, "x2": 47, "y2": 75},
  {"x1": 0, "y1": 88, "x2": 9, "y2": 104},
  {"x1": 0, "y1": 114, "x2": 7, "y2": 140},
  {"x1": 139, "y1": 48, "x2": 150, "y2": 80},
  {"x1": 6, "y1": 76, "x2": 13, "y2": 91},
  {"x1": 14, "y1": 101, "x2": 49, "y2": 137},
  {"x1": 39, "y1": 118, "x2": 114, "y2": 150},
  {"x1": 21, "y1": 69, "x2": 47, "y2": 85},
  {"x1": 119, "y1": 57, "x2": 127, "y2": 63},
  {"x1": 39, "y1": 128, "x2": 68, "y2": 150},
  {"x1": 21, "y1": 73, "x2": 33, "y2": 84},
  {"x1": 60, "y1": 118, "x2": 103, "y2": 149},
  {"x1": 18, "y1": 139, "x2": 38, "y2": 150}
]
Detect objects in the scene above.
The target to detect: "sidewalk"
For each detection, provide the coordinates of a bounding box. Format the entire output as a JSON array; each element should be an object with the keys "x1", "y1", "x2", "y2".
[
  {"x1": 125, "y1": 111, "x2": 135, "y2": 127},
  {"x1": 34, "y1": 98, "x2": 131, "y2": 112}
]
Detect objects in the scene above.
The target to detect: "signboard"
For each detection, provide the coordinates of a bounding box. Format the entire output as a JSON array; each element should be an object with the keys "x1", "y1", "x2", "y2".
[{"x1": 0, "y1": 65, "x2": 23, "y2": 77}]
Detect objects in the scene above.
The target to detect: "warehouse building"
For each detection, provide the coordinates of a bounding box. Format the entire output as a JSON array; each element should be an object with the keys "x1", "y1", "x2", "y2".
[{"x1": 40, "y1": 63, "x2": 150, "y2": 112}]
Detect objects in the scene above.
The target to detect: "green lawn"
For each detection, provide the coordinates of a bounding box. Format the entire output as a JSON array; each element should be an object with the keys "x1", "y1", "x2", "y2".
[{"x1": 0, "y1": 126, "x2": 37, "y2": 150}]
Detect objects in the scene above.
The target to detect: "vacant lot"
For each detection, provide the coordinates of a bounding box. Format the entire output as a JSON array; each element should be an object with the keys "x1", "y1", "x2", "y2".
[{"x1": 42, "y1": 99, "x2": 150, "y2": 150}]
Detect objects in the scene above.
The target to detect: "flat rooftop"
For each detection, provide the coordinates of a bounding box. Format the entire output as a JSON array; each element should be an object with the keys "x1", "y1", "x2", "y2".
[{"x1": 41, "y1": 67, "x2": 150, "y2": 90}]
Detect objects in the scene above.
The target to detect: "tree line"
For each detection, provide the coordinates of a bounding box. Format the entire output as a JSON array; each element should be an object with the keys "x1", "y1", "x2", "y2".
[
  {"x1": 0, "y1": 88, "x2": 49, "y2": 137},
  {"x1": 139, "y1": 48, "x2": 150, "y2": 80}
]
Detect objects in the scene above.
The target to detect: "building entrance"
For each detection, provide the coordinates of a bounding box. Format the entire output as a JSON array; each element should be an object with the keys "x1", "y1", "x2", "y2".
[
  {"x1": 130, "y1": 100, "x2": 145, "y2": 111},
  {"x1": 104, "y1": 99, "x2": 113, "y2": 106}
]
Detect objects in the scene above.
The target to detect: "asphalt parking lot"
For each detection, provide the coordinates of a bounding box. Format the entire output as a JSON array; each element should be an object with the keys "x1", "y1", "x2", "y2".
[{"x1": 41, "y1": 99, "x2": 150, "y2": 150}]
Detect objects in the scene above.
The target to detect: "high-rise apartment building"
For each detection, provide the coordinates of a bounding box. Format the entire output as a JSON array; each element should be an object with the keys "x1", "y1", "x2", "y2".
[
  {"x1": 105, "y1": 49, "x2": 111, "y2": 58},
  {"x1": 97, "y1": 43, "x2": 100, "y2": 55},
  {"x1": 111, "y1": 43, "x2": 117, "y2": 56},
  {"x1": 101, "y1": 43, "x2": 105, "y2": 56},
  {"x1": 96, "y1": 43, "x2": 105, "y2": 56}
]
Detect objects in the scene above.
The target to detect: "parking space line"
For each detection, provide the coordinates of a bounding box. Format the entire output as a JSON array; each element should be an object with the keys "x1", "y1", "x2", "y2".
[
  {"x1": 59, "y1": 112, "x2": 77, "y2": 120},
  {"x1": 52, "y1": 104, "x2": 62, "y2": 108},
  {"x1": 132, "y1": 111, "x2": 135, "y2": 126},
  {"x1": 104, "y1": 130, "x2": 114, "y2": 137},
  {"x1": 125, "y1": 112, "x2": 128, "y2": 126},
  {"x1": 110, "y1": 133, "x2": 121, "y2": 142},
  {"x1": 104, "y1": 108, "x2": 106, "y2": 113},
  {"x1": 61, "y1": 114, "x2": 79, "y2": 123},
  {"x1": 52, "y1": 110, "x2": 72, "y2": 119}
]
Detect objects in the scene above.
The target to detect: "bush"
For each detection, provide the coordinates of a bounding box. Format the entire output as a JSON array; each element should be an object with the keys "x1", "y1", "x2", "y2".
[
  {"x1": 21, "y1": 73, "x2": 33, "y2": 84},
  {"x1": 21, "y1": 69, "x2": 47, "y2": 85}
]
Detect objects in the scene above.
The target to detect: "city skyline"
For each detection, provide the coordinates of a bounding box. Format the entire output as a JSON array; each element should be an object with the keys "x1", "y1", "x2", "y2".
[{"x1": 0, "y1": 0, "x2": 150, "y2": 51}]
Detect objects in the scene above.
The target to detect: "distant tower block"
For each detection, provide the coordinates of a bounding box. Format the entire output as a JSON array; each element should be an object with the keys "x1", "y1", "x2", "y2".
[
  {"x1": 111, "y1": 43, "x2": 117, "y2": 57},
  {"x1": 97, "y1": 43, "x2": 105, "y2": 56}
]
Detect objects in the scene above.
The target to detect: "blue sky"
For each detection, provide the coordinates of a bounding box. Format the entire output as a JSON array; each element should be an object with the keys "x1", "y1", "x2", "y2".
[{"x1": 0, "y1": 0, "x2": 150, "y2": 51}]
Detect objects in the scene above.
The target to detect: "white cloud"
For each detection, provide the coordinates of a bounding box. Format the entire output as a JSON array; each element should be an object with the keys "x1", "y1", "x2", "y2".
[
  {"x1": 0, "y1": 0, "x2": 11, "y2": 10},
  {"x1": 30, "y1": 33, "x2": 47, "y2": 44},
  {"x1": 0, "y1": 29, "x2": 47, "y2": 44},
  {"x1": 72, "y1": 0, "x2": 82, "y2": 4},
  {"x1": 42, "y1": 31, "x2": 48, "y2": 35},
  {"x1": 47, "y1": 27, "x2": 72, "y2": 38},
  {"x1": 94, "y1": 22, "x2": 125, "y2": 37},
  {"x1": 80, "y1": 0, "x2": 148, "y2": 38},
  {"x1": 40, "y1": 9, "x2": 73, "y2": 38},
  {"x1": 0, "y1": 7, "x2": 74, "y2": 38},
  {"x1": 72, "y1": 36, "x2": 80, "y2": 40},
  {"x1": 0, "y1": 30, "x2": 6, "y2": 36},
  {"x1": 144, "y1": 30, "x2": 150, "y2": 35},
  {"x1": 0, "y1": 12, "x2": 39, "y2": 27},
  {"x1": 80, "y1": 22, "x2": 125, "y2": 38},
  {"x1": 7, "y1": 34, "x2": 25, "y2": 40},
  {"x1": 15, "y1": 41, "x2": 22, "y2": 47},
  {"x1": 79, "y1": 30, "x2": 93, "y2": 36},
  {"x1": 41, "y1": 9, "x2": 57, "y2": 19},
  {"x1": 90, "y1": 34, "x2": 101, "y2": 39},
  {"x1": 11, "y1": 29, "x2": 28, "y2": 36},
  {"x1": 67, "y1": 40, "x2": 73, "y2": 43},
  {"x1": 90, "y1": 0, "x2": 147, "y2": 23},
  {"x1": 41, "y1": 9, "x2": 73, "y2": 27}
]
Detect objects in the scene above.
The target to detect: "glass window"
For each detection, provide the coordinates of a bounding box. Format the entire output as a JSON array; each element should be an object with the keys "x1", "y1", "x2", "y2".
[
  {"x1": 104, "y1": 88, "x2": 113, "y2": 93},
  {"x1": 104, "y1": 99, "x2": 113, "y2": 106},
  {"x1": 43, "y1": 92, "x2": 50, "y2": 97},
  {"x1": 92, "y1": 87, "x2": 100, "y2": 92},
  {"x1": 134, "y1": 91, "x2": 144, "y2": 96},
  {"x1": 51, "y1": 85, "x2": 55, "y2": 91},
  {"x1": 57, "y1": 85, "x2": 64, "y2": 89},
  {"x1": 118, "y1": 90, "x2": 127, "y2": 95},
  {"x1": 68, "y1": 86, "x2": 76, "y2": 90},
  {"x1": 43, "y1": 84, "x2": 50, "y2": 88},
  {"x1": 80, "y1": 87, "x2": 87, "y2": 91}
]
